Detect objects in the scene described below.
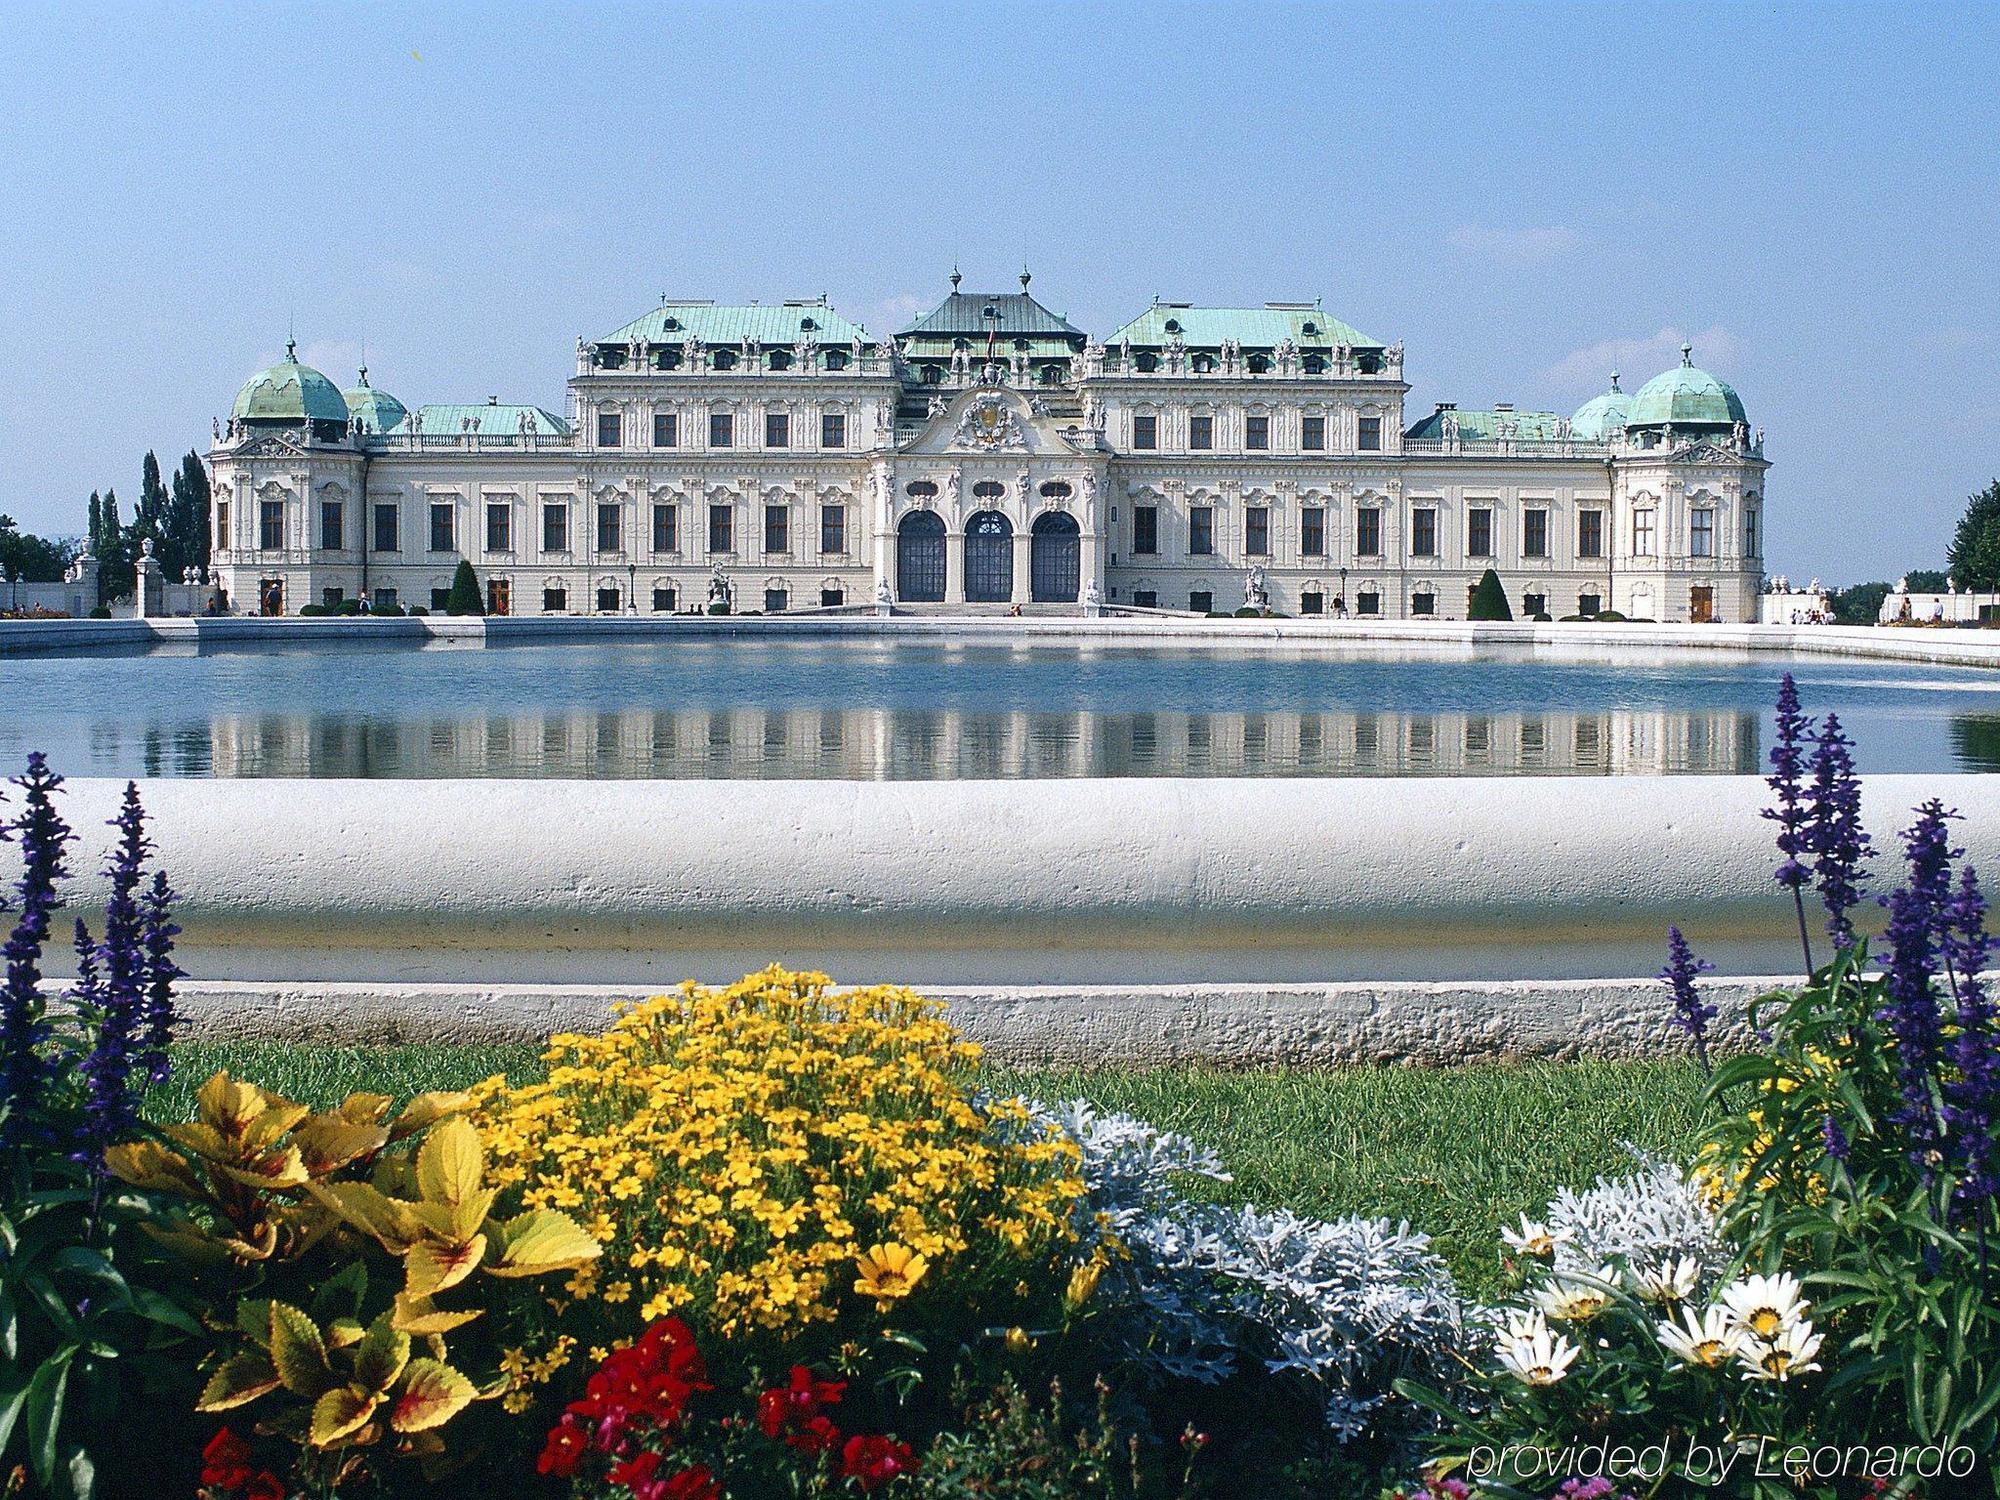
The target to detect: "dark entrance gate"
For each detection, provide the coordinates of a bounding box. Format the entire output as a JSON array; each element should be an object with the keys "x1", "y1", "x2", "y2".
[
  {"x1": 963, "y1": 510, "x2": 1013, "y2": 603},
  {"x1": 1030, "y1": 511, "x2": 1080, "y2": 603},
  {"x1": 896, "y1": 511, "x2": 946, "y2": 602}
]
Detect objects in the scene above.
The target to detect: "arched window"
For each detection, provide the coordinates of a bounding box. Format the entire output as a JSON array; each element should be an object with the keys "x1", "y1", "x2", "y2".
[
  {"x1": 1164, "y1": 318, "x2": 1182, "y2": 335},
  {"x1": 1030, "y1": 511, "x2": 1081, "y2": 603},
  {"x1": 896, "y1": 510, "x2": 946, "y2": 602},
  {"x1": 971, "y1": 480, "x2": 1005, "y2": 502},
  {"x1": 921, "y1": 365, "x2": 943, "y2": 385},
  {"x1": 1038, "y1": 363, "x2": 1062, "y2": 385},
  {"x1": 1192, "y1": 354, "x2": 1215, "y2": 374},
  {"x1": 823, "y1": 349, "x2": 849, "y2": 370},
  {"x1": 964, "y1": 510, "x2": 1013, "y2": 602},
  {"x1": 1136, "y1": 352, "x2": 1159, "y2": 373},
  {"x1": 905, "y1": 480, "x2": 939, "y2": 500},
  {"x1": 1246, "y1": 353, "x2": 1271, "y2": 374},
  {"x1": 1357, "y1": 352, "x2": 1381, "y2": 375},
  {"x1": 655, "y1": 348, "x2": 682, "y2": 371},
  {"x1": 1302, "y1": 354, "x2": 1326, "y2": 375},
  {"x1": 767, "y1": 350, "x2": 792, "y2": 371},
  {"x1": 1038, "y1": 480, "x2": 1072, "y2": 499},
  {"x1": 711, "y1": 349, "x2": 738, "y2": 371}
]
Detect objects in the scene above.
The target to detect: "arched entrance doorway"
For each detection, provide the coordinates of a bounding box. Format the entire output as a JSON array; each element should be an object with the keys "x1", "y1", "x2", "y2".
[
  {"x1": 258, "y1": 578, "x2": 284, "y2": 616},
  {"x1": 964, "y1": 510, "x2": 1013, "y2": 602},
  {"x1": 896, "y1": 511, "x2": 946, "y2": 602},
  {"x1": 1030, "y1": 511, "x2": 1080, "y2": 603}
]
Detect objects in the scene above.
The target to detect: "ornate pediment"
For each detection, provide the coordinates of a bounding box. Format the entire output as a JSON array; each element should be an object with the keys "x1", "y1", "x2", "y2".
[
  {"x1": 953, "y1": 391, "x2": 1025, "y2": 450},
  {"x1": 897, "y1": 386, "x2": 1086, "y2": 458},
  {"x1": 1669, "y1": 442, "x2": 1752, "y2": 466},
  {"x1": 232, "y1": 434, "x2": 309, "y2": 460}
]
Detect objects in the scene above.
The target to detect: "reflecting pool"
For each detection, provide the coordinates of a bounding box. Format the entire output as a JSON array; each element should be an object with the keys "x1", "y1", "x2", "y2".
[{"x1": 5, "y1": 638, "x2": 2000, "y2": 779}]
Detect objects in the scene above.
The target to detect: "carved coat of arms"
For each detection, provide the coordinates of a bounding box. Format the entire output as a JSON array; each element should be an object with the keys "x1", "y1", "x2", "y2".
[{"x1": 954, "y1": 393, "x2": 1024, "y2": 450}]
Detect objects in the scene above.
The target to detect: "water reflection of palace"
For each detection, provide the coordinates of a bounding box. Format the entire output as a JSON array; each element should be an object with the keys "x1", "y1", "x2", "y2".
[{"x1": 178, "y1": 706, "x2": 1763, "y2": 779}]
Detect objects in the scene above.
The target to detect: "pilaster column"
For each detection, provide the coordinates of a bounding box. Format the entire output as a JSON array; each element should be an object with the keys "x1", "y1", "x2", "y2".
[
  {"x1": 945, "y1": 526, "x2": 965, "y2": 604},
  {"x1": 1011, "y1": 531, "x2": 1031, "y2": 604}
]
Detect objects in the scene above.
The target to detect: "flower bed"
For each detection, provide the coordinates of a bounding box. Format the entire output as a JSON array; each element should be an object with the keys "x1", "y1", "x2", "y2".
[{"x1": 3, "y1": 677, "x2": 1999, "y2": 1497}]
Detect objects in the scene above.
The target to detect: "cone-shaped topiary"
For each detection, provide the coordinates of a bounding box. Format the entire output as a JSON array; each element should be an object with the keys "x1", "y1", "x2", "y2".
[
  {"x1": 444, "y1": 559, "x2": 484, "y2": 617},
  {"x1": 1468, "y1": 568, "x2": 1512, "y2": 622}
]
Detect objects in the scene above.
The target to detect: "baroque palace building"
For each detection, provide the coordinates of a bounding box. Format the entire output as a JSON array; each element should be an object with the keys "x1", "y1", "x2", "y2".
[{"x1": 207, "y1": 272, "x2": 1767, "y2": 621}]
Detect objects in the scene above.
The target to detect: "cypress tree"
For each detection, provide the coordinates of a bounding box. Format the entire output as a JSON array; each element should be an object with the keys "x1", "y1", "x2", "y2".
[
  {"x1": 98, "y1": 489, "x2": 128, "y2": 603},
  {"x1": 1468, "y1": 567, "x2": 1513, "y2": 621},
  {"x1": 86, "y1": 492, "x2": 102, "y2": 557},
  {"x1": 170, "y1": 451, "x2": 212, "y2": 572},
  {"x1": 445, "y1": 559, "x2": 484, "y2": 616},
  {"x1": 1946, "y1": 480, "x2": 2000, "y2": 591}
]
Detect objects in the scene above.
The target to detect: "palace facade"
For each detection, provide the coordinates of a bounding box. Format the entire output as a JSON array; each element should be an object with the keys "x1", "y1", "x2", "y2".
[{"x1": 207, "y1": 274, "x2": 1767, "y2": 621}]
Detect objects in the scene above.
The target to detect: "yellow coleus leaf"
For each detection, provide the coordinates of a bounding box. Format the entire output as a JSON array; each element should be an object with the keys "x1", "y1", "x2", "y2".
[
  {"x1": 309, "y1": 1385, "x2": 379, "y2": 1448},
  {"x1": 308, "y1": 1181, "x2": 424, "y2": 1252},
  {"x1": 241, "y1": 1099, "x2": 313, "y2": 1152},
  {"x1": 216, "y1": 1147, "x2": 311, "y2": 1193},
  {"x1": 196, "y1": 1070, "x2": 277, "y2": 1135},
  {"x1": 292, "y1": 1114, "x2": 390, "y2": 1177},
  {"x1": 325, "y1": 1317, "x2": 366, "y2": 1350},
  {"x1": 485, "y1": 1210, "x2": 603, "y2": 1278},
  {"x1": 389, "y1": 1359, "x2": 475, "y2": 1434},
  {"x1": 389, "y1": 1090, "x2": 472, "y2": 1142},
  {"x1": 416, "y1": 1117, "x2": 483, "y2": 1207},
  {"x1": 352, "y1": 1312, "x2": 411, "y2": 1394},
  {"x1": 390, "y1": 1294, "x2": 483, "y2": 1336},
  {"x1": 408, "y1": 1186, "x2": 498, "y2": 1245},
  {"x1": 338, "y1": 1091, "x2": 395, "y2": 1126},
  {"x1": 196, "y1": 1352, "x2": 281, "y2": 1411},
  {"x1": 102, "y1": 1139, "x2": 204, "y2": 1197},
  {"x1": 269, "y1": 1301, "x2": 334, "y2": 1398},
  {"x1": 405, "y1": 1235, "x2": 484, "y2": 1300}
]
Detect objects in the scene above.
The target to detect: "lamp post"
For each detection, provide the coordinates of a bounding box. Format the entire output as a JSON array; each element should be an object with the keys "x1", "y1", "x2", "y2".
[{"x1": 1338, "y1": 565, "x2": 1348, "y2": 613}]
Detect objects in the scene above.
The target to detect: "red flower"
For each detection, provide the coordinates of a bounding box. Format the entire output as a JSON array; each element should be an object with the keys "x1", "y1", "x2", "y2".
[
  {"x1": 608, "y1": 1449, "x2": 663, "y2": 1495},
  {"x1": 661, "y1": 1466, "x2": 721, "y2": 1500},
  {"x1": 200, "y1": 1427, "x2": 254, "y2": 1492},
  {"x1": 786, "y1": 1413, "x2": 843, "y2": 1456},
  {"x1": 537, "y1": 1415, "x2": 590, "y2": 1478},
  {"x1": 842, "y1": 1433, "x2": 918, "y2": 1491},
  {"x1": 757, "y1": 1363, "x2": 846, "y2": 1438},
  {"x1": 241, "y1": 1475, "x2": 286, "y2": 1500}
]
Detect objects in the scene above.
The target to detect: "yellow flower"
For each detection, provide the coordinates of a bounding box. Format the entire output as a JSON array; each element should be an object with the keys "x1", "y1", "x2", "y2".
[
  {"x1": 853, "y1": 1242, "x2": 928, "y2": 1309},
  {"x1": 1065, "y1": 1259, "x2": 1103, "y2": 1311}
]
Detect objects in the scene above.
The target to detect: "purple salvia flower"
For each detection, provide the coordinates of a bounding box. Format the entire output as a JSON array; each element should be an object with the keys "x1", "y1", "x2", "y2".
[
  {"x1": 137, "y1": 868, "x2": 181, "y2": 1086},
  {"x1": 1876, "y1": 800, "x2": 1959, "y2": 1176},
  {"x1": 1, "y1": 754, "x2": 73, "y2": 1151},
  {"x1": 1806, "y1": 712, "x2": 1872, "y2": 948},
  {"x1": 1939, "y1": 865, "x2": 1999, "y2": 1226},
  {"x1": 74, "y1": 784, "x2": 152, "y2": 1160},
  {"x1": 1821, "y1": 1115, "x2": 1850, "y2": 1161},
  {"x1": 1661, "y1": 925, "x2": 1717, "y2": 1073},
  {"x1": 1763, "y1": 673, "x2": 1816, "y2": 968}
]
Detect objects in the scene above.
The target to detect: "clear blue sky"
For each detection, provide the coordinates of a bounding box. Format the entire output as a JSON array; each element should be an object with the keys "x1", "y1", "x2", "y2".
[{"x1": 1, "y1": 1, "x2": 1995, "y2": 583}]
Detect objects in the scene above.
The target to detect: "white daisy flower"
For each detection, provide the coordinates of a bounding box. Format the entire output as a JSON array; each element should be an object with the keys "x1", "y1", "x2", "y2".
[
  {"x1": 1738, "y1": 1319, "x2": 1824, "y2": 1382},
  {"x1": 1535, "y1": 1263, "x2": 1618, "y2": 1322},
  {"x1": 1501, "y1": 1215, "x2": 1573, "y2": 1258},
  {"x1": 1497, "y1": 1322, "x2": 1581, "y2": 1386},
  {"x1": 1656, "y1": 1305, "x2": 1748, "y2": 1368},
  {"x1": 1718, "y1": 1272, "x2": 1809, "y2": 1341},
  {"x1": 1628, "y1": 1256, "x2": 1701, "y2": 1304}
]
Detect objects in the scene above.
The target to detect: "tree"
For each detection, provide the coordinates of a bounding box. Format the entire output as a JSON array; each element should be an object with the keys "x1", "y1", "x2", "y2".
[
  {"x1": 169, "y1": 451, "x2": 211, "y2": 575},
  {"x1": 1467, "y1": 567, "x2": 1512, "y2": 621},
  {"x1": 1946, "y1": 480, "x2": 2000, "y2": 590},
  {"x1": 94, "y1": 487, "x2": 131, "y2": 603},
  {"x1": 1829, "y1": 581, "x2": 1893, "y2": 626},
  {"x1": 0, "y1": 515, "x2": 75, "y2": 583},
  {"x1": 132, "y1": 450, "x2": 170, "y2": 564},
  {"x1": 445, "y1": 559, "x2": 484, "y2": 616},
  {"x1": 1904, "y1": 568, "x2": 1948, "y2": 593}
]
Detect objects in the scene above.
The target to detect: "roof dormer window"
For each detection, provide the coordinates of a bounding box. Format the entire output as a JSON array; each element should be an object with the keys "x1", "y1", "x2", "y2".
[
  {"x1": 711, "y1": 349, "x2": 738, "y2": 370},
  {"x1": 800, "y1": 317, "x2": 817, "y2": 332},
  {"x1": 1164, "y1": 318, "x2": 1181, "y2": 335},
  {"x1": 768, "y1": 350, "x2": 793, "y2": 371},
  {"x1": 1136, "y1": 352, "x2": 1159, "y2": 373},
  {"x1": 1302, "y1": 320, "x2": 1319, "y2": 336}
]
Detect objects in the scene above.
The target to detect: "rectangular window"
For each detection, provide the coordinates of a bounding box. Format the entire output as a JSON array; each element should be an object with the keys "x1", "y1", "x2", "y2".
[
  {"x1": 1691, "y1": 507, "x2": 1715, "y2": 557},
  {"x1": 820, "y1": 412, "x2": 846, "y2": 449},
  {"x1": 596, "y1": 586, "x2": 620, "y2": 614},
  {"x1": 1132, "y1": 413, "x2": 1157, "y2": 449},
  {"x1": 371, "y1": 587, "x2": 397, "y2": 611},
  {"x1": 1301, "y1": 506, "x2": 1326, "y2": 556},
  {"x1": 1133, "y1": 505, "x2": 1159, "y2": 555},
  {"x1": 1744, "y1": 507, "x2": 1759, "y2": 557},
  {"x1": 372, "y1": 502, "x2": 398, "y2": 553},
  {"x1": 543, "y1": 502, "x2": 568, "y2": 554},
  {"x1": 1411, "y1": 592, "x2": 1436, "y2": 616},
  {"x1": 764, "y1": 412, "x2": 789, "y2": 448},
  {"x1": 1357, "y1": 588, "x2": 1381, "y2": 616},
  {"x1": 430, "y1": 587, "x2": 451, "y2": 611},
  {"x1": 216, "y1": 500, "x2": 230, "y2": 550},
  {"x1": 1189, "y1": 590, "x2": 1213, "y2": 614},
  {"x1": 820, "y1": 504, "x2": 846, "y2": 555},
  {"x1": 1524, "y1": 508, "x2": 1549, "y2": 558},
  {"x1": 1468, "y1": 506, "x2": 1493, "y2": 558},
  {"x1": 708, "y1": 503, "x2": 733, "y2": 554},
  {"x1": 1577, "y1": 509, "x2": 1605, "y2": 559},
  {"x1": 1189, "y1": 506, "x2": 1215, "y2": 555},
  {"x1": 542, "y1": 586, "x2": 567, "y2": 613},
  {"x1": 652, "y1": 586, "x2": 677, "y2": 613},
  {"x1": 1300, "y1": 590, "x2": 1323, "y2": 614},
  {"x1": 1133, "y1": 589, "x2": 1158, "y2": 609},
  {"x1": 1245, "y1": 414, "x2": 1270, "y2": 450},
  {"x1": 709, "y1": 412, "x2": 733, "y2": 448},
  {"x1": 1524, "y1": 592, "x2": 1546, "y2": 617},
  {"x1": 1356, "y1": 506, "x2": 1382, "y2": 557},
  {"x1": 595, "y1": 502, "x2": 620, "y2": 554},
  {"x1": 596, "y1": 411, "x2": 621, "y2": 448},
  {"x1": 486, "y1": 579, "x2": 510, "y2": 616},
  {"x1": 428, "y1": 502, "x2": 453, "y2": 553},
  {"x1": 1302, "y1": 415, "x2": 1326, "y2": 451},
  {"x1": 1245, "y1": 505, "x2": 1270, "y2": 556},
  {"x1": 1189, "y1": 414, "x2": 1214, "y2": 450},
  {"x1": 322, "y1": 587, "x2": 343, "y2": 609},
  {"x1": 1578, "y1": 592, "x2": 1602, "y2": 618},
  {"x1": 820, "y1": 585, "x2": 845, "y2": 607},
  {"x1": 485, "y1": 501, "x2": 511, "y2": 554},
  {"x1": 764, "y1": 588, "x2": 789, "y2": 614},
  {"x1": 651, "y1": 503, "x2": 677, "y2": 554},
  {"x1": 319, "y1": 500, "x2": 343, "y2": 552},
  {"x1": 1411, "y1": 507, "x2": 1438, "y2": 558},
  {"x1": 1358, "y1": 416, "x2": 1382, "y2": 451},
  {"x1": 652, "y1": 411, "x2": 678, "y2": 448},
  {"x1": 764, "y1": 504, "x2": 789, "y2": 554},
  {"x1": 1635, "y1": 509, "x2": 1657, "y2": 557}
]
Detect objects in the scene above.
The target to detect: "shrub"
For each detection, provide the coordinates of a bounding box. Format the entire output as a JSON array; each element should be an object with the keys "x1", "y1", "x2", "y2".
[
  {"x1": 445, "y1": 560, "x2": 484, "y2": 616},
  {"x1": 88, "y1": 605, "x2": 111, "y2": 618},
  {"x1": 1596, "y1": 608, "x2": 1627, "y2": 622},
  {"x1": 1466, "y1": 569, "x2": 1511, "y2": 621},
  {"x1": 298, "y1": 603, "x2": 329, "y2": 616},
  {"x1": 368, "y1": 601, "x2": 406, "y2": 617},
  {"x1": 408, "y1": 606, "x2": 429, "y2": 617},
  {"x1": 707, "y1": 600, "x2": 731, "y2": 615},
  {"x1": 469, "y1": 968, "x2": 1084, "y2": 1403}
]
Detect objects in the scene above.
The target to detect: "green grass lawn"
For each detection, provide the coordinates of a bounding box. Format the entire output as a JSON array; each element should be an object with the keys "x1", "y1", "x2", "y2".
[{"x1": 154, "y1": 1043, "x2": 1709, "y2": 1300}]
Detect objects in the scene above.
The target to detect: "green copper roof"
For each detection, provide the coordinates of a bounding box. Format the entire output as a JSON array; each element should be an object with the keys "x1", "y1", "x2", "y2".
[
  {"x1": 341, "y1": 370, "x2": 408, "y2": 434},
  {"x1": 1403, "y1": 406, "x2": 1570, "y2": 442},
  {"x1": 900, "y1": 286, "x2": 1085, "y2": 342},
  {"x1": 1568, "y1": 377, "x2": 1633, "y2": 441},
  {"x1": 398, "y1": 403, "x2": 571, "y2": 437},
  {"x1": 1627, "y1": 347, "x2": 1748, "y2": 428},
  {"x1": 600, "y1": 300, "x2": 871, "y2": 347},
  {"x1": 1107, "y1": 302, "x2": 1382, "y2": 350},
  {"x1": 231, "y1": 343, "x2": 350, "y2": 423}
]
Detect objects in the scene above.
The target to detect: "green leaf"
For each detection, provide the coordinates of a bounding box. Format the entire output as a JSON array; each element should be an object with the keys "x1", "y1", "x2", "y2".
[
  {"x1": 126, "y1": 1288, "x2": 199, "y2": 1337},
  {"x1": 268, "y1": 1302, "x2": 334, "y2": 1398},
  {"x1": 0, "y1": 1371, "x2": 30, "y2": 1457},
  {"x1": 24, "y1": 1352, "x2": 72, "y2": 1492}
]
